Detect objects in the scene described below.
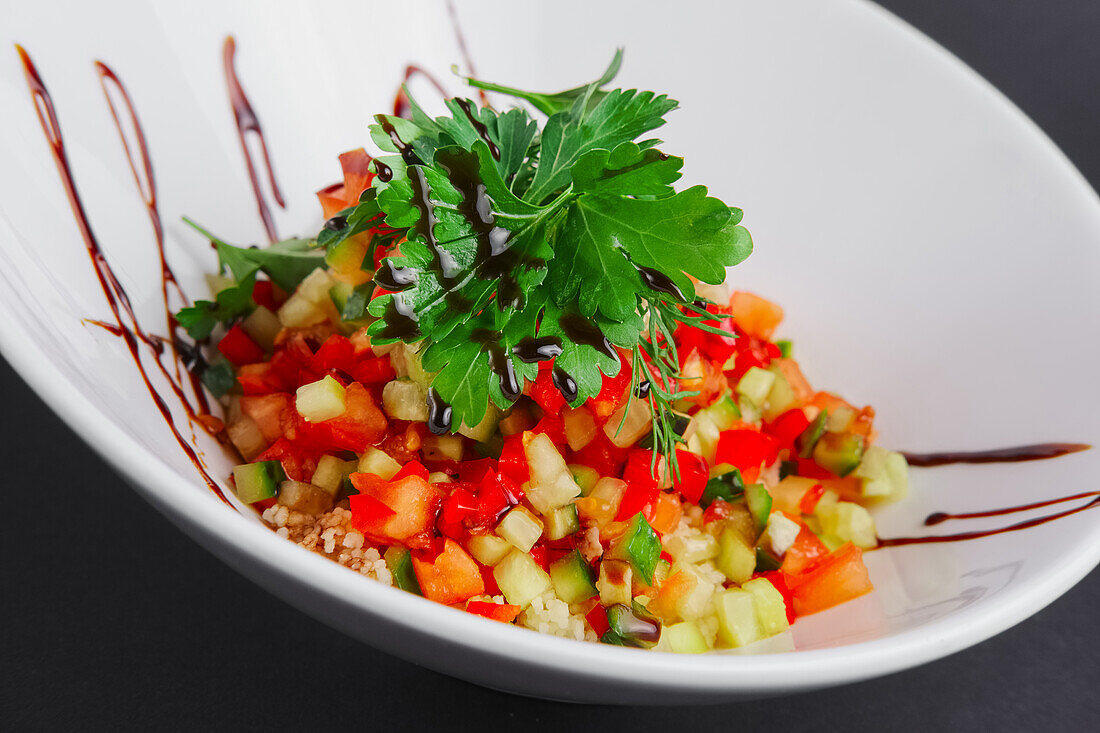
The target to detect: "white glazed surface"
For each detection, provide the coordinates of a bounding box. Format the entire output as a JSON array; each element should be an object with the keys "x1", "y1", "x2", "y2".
[{"x1": 0, "y1": 0, "x2": 1097, "y2": 703}]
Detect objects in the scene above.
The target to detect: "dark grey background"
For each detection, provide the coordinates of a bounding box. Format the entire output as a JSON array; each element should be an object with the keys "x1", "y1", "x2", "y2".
[{"x1": 2, "y1": 1, "x2": 1098, "y2": 729}]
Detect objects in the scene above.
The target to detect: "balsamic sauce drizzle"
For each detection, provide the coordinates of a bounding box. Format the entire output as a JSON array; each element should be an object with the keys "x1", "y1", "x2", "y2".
[
  {"x1": 15, "y1": 46, "x2": 232, "y2": 507},
  {"x1": 426, "y1": 387, "x2": 453, "y2": 435},
  {"x1": 558, "y1": 313, "x2": 618, "y2": 361},
  {"x1": 512, "y1": 336, "x2": 563, "y2": 363},
  {"x1": 223, "y1": 36, "x2": 285, "y2": 242},
  {"x1": 392, "y1": 65, "x2": 450, "y2": 119},
  {"x1": 454, "y1": 97, "x2": 500, "y2": 160},
  {"x1": 878, "y1": 443, "x2": 1094, "y2": 547},
  {"x1": 636, "y1": 264, "x2": 685, "y2": 301}
]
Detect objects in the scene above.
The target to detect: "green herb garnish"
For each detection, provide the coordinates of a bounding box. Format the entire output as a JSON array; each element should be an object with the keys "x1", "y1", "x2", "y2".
[{"x1": 326, "y1": 52, "x2": 752, "y2": 454}]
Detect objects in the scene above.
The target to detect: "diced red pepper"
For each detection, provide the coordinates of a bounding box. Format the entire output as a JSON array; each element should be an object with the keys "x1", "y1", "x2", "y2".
[
  {"x1": 795, "y1": 457, "x2": 836, "y2": 480},
  {"x1": 392, "y1": 459, "x2": 429, "y2": 482},
  {"x1": 527, "y1": 366, "x2": 566, "y2": 413},
  {"x1": 497, "y1": 434, "x2": 530, "y2": 485},
  {"x1": 459, "y1": 458, "x2": 497, "y2": 484},
  {"x1": 799, "y1": 483, "x2": 826, "y2": 514},
  {"x1": 622, "y1": 449, "x2": 660, "y2": 491},
  {"x1": 466, "y1": 600, "x2": 521, "y2": 624},
  {"x1": 315, "y1": 382, "x2": 387, "y2": 453},
  {"x1": 765, "y1": 408, "x2": 812, "y2": 449},
  {"x1": 310, "y1": 334, "x2": 355, "y2": 375},
  {"x1": 615, "y1": 466, "x2": 659, "y2": 523},
  {"x1": 251, "y1": 280, "x2": 280, "y2": 312},
  {"x1": 671, "y1": 449, "x2": 708, "y2": 504},
  {"x1": 236, "y1": 363, "x2": 288, "y2": 395},
  {"x1": 586, "y1": 603, "x2": 610, "y2": 636},
  {"x1": 529, "y1": 544, "x2": 550, "y2": 573},
  {"x1": 217, "y1": 323, "x2": 265, "y2": 366},
  {"x1": 586, "y1": 360, "x2": 632, "y2": 422},
  {"x1": 347, "y1": 492, "x2": 396, "y2": 524},
  {"x1": 715, "y1": 429, "x2": 780, "y2": 471},
  {"x1": 569, "y1": 431, "x2": 629, "y2": 478},
  {"x1": 352, "y1": 355, "x2": 397, "y2": 385},
  {"x1": 531, "y1": 412, "x2": 567, "y2": 446}
]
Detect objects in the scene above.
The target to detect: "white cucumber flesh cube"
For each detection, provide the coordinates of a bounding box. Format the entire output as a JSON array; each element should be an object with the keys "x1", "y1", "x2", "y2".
[
  {"x1": 817, "y1": 501, "x2": 877, "y2": 549},
  {"x1": 663, "y1": 621, "x2": 710, "y2": 654},
  {"x1": 736, "y1": 366, "x2": 776, "y2": 407},
  {"x1": 496, "y1": 507, "x2": 544, "y2": 553},
  {"x1": 714, "y1": 588, "x2": 763, "y2": 648},
  {"x1": 296, "y1": 375, "x2": 347, "y2": 422},
  {"x1": 603, "y1": 397, "x2": 653, "y2": 448},
  {"x1": 597, "y1": 559, "x2": 633, "y2": 607},
  {"x1": 278, "y1": 292, "x2": 327, "y2": 328},
  {"x1": 563, "y1": 406, "x2": 598, "y2": 451},
  {"x1": 382, "y1": 379, "x2": 429, "y2": 422},
  {"x1": 310, "y1": 454, "x2": 349, "y2": 495},
  {"x1": 357, "y1": 447, "x2": 401, "y2": 480},
  {"x1": 493, "y1": 549, "x2": 552, "y2": 607},
  {"x1": 467, "y1": 534, "x2": 513, "y2": 566},
  {"x1": 240, "y1": 305, "x2": 282, "y2": 351},
  {"x1": 741, "y1": 577, "x2": 791, "y2": 637},
  {"x1": 523, "y1": 432, "x2": 581, "y2": 514}
]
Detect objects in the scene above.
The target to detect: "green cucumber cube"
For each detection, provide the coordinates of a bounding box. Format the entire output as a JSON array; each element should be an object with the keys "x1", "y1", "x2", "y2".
[
  {"x1": 736, "y1": 366, "x2": 776, "y2": 407},
  {"x1": 545, "y1": 503, "x2": 581, "y2": 541},
  {"x1": 714, "y1": 588, "x2": 762, "y2": 648},
  {"x1": 813, "y1": 433, "x2": 866, "y2": 477},
  {"x1": 549, "y1": 551, "x2": 597, "y2": 604},
  {"x1": 662, "y1": 621, "x2": 709, "y2": 654},
  {"x1": 233, "y1": 461, "x2": 286, "y2": 504},
  {"x1": 744, "y1": 482, "x2": 773, "y2": 536},
  {"x1": 384, "y1": 547, "x2": 423, "y2": 596}
]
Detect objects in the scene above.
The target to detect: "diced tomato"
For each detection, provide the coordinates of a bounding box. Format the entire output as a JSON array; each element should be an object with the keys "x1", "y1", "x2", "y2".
[
  {"x1": 648, "y1": 492, "x2": 683, "y2": 535},
  {"x1": 310, "y1": 334, "x2": 355, "y2": 375},
  {"x1": 671, "y1": 449, "x2": 708, "y2": 504},
  {"x1": 439, "y1": 485, "x2": 479, "y2": 539},
  {"x1": 347, "y1": 492, "x2": 396, "y2": 523},
  {"x1": 316, "y1": 382, "x2": 387, "y2": 453},
  {"x1": 766, "y1": 408, "x2": 811, "y2": 449},
  {"x1": 780, "y1": 525, "x2": 830, "y2": 576},
  {"x1": 392, "y1": 459, "x2": 429, "y2": 482},
  {"x1": 466, "y1": 600, "x2": 521, "y2": 623},
  {"x1": 497, "y1": 434, "x2": 530, "y2": 485},
  {"x1": 759, "y1": 570, "x2": 797, "y2": 624},
  {"x1": 411, "y1": 538, "x2": 484, "y2": 606},
  {"x1": 254, "y1": 437, "x2": 317, "y2": 482},
  {"x1": 569, "y1": 430, "x2": 629, "y2": 478},
  {"x1": 586, "y1": 360, "x2": 632, "y2": 422},
  {"x1": 795, "y1": 457, "x2": 835, "y2": 480},
  {"x1": 239, "y1": 393, "x2": 294, "y2": 443},
  {"x1": 338, "y1": 148, "x2": 374, "y2": 198},
  {"x1": 729, "y1": 291, "x2": 783, "y2": 340},
  {"x1": 251, "y1": 280, "x2": 280, "y2": 312},
  {"x1": 646, "y1": 570, "x2": 697, "y2": 622},
  {"x1": 585, "y1": 603, "x2": 610, "y2": 636},
  {"x1": 678, "y1": 348, "x2": 729, "y2": 407},
  {"x1": 348, "y1": 473, "x2": 442, "y2": 548},
  {"x1": 788, "y1": 543, "x2": 873, "y2": 616},
  {"x1": 236, "y1": 363, "x2": 287, "y2": 395},
  {"x1": 527, "y1": 366, "x2": 566, "y2": 413},
  {"x1": 622, "y1": 449, "x2": 660, "y2": 491},
  {"x1": 352, "y1": 355, "x2": 396, "y2": 385},
  {"x1": 479, "y1": 562, "x2": 502, "y2": 596},
  {"x1": 715, "y1": 429, "x2": 780, "y2": 471},
  {"x1": 799, "y1": 483, "x2": 826, "y2": 514},
  {"x1": 702, "y1": 498, "x2": 734, "y2": 524},
  {"x1": 615, "y1": 481, "x2": 659, "y2": 523},
  {"x1": 217, "y1": 323, "x2": 265, "y2": 366}
]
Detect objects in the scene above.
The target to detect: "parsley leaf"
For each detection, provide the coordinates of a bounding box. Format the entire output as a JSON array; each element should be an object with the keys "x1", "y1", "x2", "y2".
[
  {"x1": 463, "y1": 49, "x2": 624, "y2": 116},
  {"x1": 548, "y1": 185, "x2": 752, "y2": 321},
  {"x1": 175, "y1": 272, "x2": 255, "y2": 340}
]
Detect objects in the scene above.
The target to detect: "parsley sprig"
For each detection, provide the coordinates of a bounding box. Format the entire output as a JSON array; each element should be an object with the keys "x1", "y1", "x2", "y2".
[{"x1": 323, "y1": 53, "x2": 754, "y2": 464}]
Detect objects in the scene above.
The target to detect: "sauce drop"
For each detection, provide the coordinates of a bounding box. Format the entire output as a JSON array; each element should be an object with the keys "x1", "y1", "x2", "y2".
[
  {"x1": 901, "y1": 443, "x2": 1090, "y2": 467},
  {"x1": 426, "y1": 388, "x2": 453, "y2": 435}
]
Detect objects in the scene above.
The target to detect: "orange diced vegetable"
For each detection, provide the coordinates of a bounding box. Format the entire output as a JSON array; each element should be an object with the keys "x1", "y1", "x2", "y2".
[
  {"x1": 788, "y1": 543, "x2": 873, "y2": 616},
  {"x1": 412, "y1": 539, "x2": 485, "y2": 606},
  {"x1": 729, "y1": 291, "x2": 784, "y2": 340}
]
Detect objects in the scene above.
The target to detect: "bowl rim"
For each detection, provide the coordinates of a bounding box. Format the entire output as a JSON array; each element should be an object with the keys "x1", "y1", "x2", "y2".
[{"x1": 1, "y1": 0, "x2": 1097, "y2": 696}]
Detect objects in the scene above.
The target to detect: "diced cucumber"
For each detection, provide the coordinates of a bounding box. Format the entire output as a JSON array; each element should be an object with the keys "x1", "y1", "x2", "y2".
[
  {"x1": 714, "y1": 588, "x2": 762, "y2": 648},
  {"x1": 736, "y1": 366, "x2": 776, "y2": 407},
  {"x1": 358, "y1": 446, "x2": 401, "y2": 479},
  {"x1": 669, "y1": 562, "x2": 720, "y2": 620},
  {"x1": 384, "y1": 547, "x2": 423, "y2": 596},
  {"x1": 496, "y1": 507, "x2": 544, "y2": 553},
  {"x1": 604, "y1": 396, "x2": 654, "y2": 448},
  {"x1": 493, "y1": 549, "x2": 552, "y2": 607},
  {"x1": 700, "y1": 467, "x2": 745, "y2": 508},
  {"x1": 737, "y1": 397, "x2": 761, "y2": 425},
  {"x1": 742, "y1": 577, "x2": 791, "y2": 636},
  {"x1": 382, "y1": 379, "x2": 430, "y2": 422},
  {"x1": 467, "y1": 534, "x2": 512, "y2": 566},
  {"x1": 606, "y1": 513, "x2": 661, "y2": 585},
  {"x1": 854, "y1": 445, "x2": 910, "y2": 502},
  {"x1": 233, "y1": 461, "x2": 286, "y2": 504},
  {"x1": 797, "y1": 410, "x2": 829, "y2": 457},
  {"x1": 705, "y1": 393, "x2": 742, "y2": 431},
  {"x1": 813, "y1": 432, "x2": 865, "y2": 477},
  {"x1": 754, "y1": 547, "x2": 782, "y2": 572},
  {"x1": 544, "y1": 503, "x2": 581, "y2": 541},
  {"x1": 606, "y1": 603, "x2": 661, "y2": 648},
  {"x1": 826, "y1": 407, "x2": 856, "y2": 433},
  {"x1": 662, "y1": 621, "x2": 709, "y2": 654},
  {"x1": 296, "y1": 375, "x2": 347, "y2": 423},
  {"x1": 775, "y1": 340, "x2": 793, "y2": 359},
  {"x1": 816, "y1": 500, "x2": 877, "y2": 549},
  {"x1": 716, "y1": 524, "x2": 756, "y2": 584},
  {"x1": 330, "y1": 282, "x2": 372, "y2": 322},
  {"x1": 523, "y1": 432, "x2": 582, "y2": 514},
  {"x1": 310, "y1": 454, "x2": 355, "y2": 496},
  {"x1": 597, "y1": 559, "x2": 633, "y2": 606},
  {"x1": 277, "y1": 480, "x2": 334, "y2": 514},
  {"x1": 422, "y1": 434, "x2": 464, "y2": 462},
  {"x1": 549, "y1": 550, "x2": 597, "y2": 604},
  {"x1": 458, "y1": 404, "x2": 501, "y2": 442},
  {"x1": 744, "y1": 483, "x2": 773, "y2": 536},
  {"x1": 762, "y1": 367, "x2": 797, "y2": 422},
  {"x1": 241, "y1": 305, "x2": 281, "y2": 352},
  {"x1": 567, "y1": 464, "x2": 600, "y2": 495},
  {"x1": 563, "y1": 406, "x2": 598, "y2": 451},
  {"x1": 278, "y1": 292, "x2": 327, "y2": 328}
]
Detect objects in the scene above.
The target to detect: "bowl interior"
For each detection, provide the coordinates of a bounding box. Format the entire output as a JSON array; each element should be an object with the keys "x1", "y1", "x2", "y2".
[{"x1": 1, "y1": 0, "x2": 1098, "y2": 697}]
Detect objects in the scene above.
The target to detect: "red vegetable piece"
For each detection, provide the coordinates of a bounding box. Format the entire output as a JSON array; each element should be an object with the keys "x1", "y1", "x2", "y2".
[
  {"x1": 671, "y1": 449, "x2": 708, "y2": 505},
  {"x1": 799, "y1": 483, "x2": 826, "y2": 515},
  {"x1": 497, "y1": 434, "x2": 530, "y2": 485},
  {"x1": 586, "y1": 603, "x2": 610, "y2": 637},
  {"x1": 531, "y1": 412, "x2": 567, "y2": 446},
  {"x1": 310, "y1": 334, "x2": 355, "y2": 374},
  {"x1": 351, "y1": 355, "x2": 396, "y2": 385},
  {"x1": 787, "y1": 543, "x2": 873, "y2": 617},
  {"x1": 218, "y1": 323, "x2": 265, "y2": 367},
  {"x1": 528, "y1": 366, "x2": 566, "y2": 413},
  {"x1": 459, "y1": 458, "x2": 497, "y2": 484},
  {"x1": 319, "y1": 382, "x2": 387, "y2": 453},
  {"x1": 780, "y1": 524, "x2": 830, "y2": 576},
  {"x1": 766, "y1": 409, "x2": 812, "y2": 449},
  {"x1": 795, "y1": 457, "x2": 835, "y2": 480},
  {"x1": 411, "y1": 538, "x2": 485, "y2": 606},
  {"x1": 392, "y1": 459, "x2": 429, "y2": 482},
  {"x1": 465, "y1": 600, "x2": 522, "y2": 624},
  {"x1": 251, "y1": 280, "x2": 279, "y2": 312},
  {"x1": 759, "y1": 570, "x2": 797, "y2": 625},
  {"x1": 715, "y1": 429, "x2": 779, "y2": 471},
  {"x1": 348, "y1": 473, "x2": 442, "y2": 549},
  {"x1": 569, "y1": 431, "x2": 629, "y2": 478}
]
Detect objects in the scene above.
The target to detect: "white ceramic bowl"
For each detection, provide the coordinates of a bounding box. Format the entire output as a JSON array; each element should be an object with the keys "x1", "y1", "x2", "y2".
[{"x1": 1, "y1": 0, "x2": 1097, "y2": 703}]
